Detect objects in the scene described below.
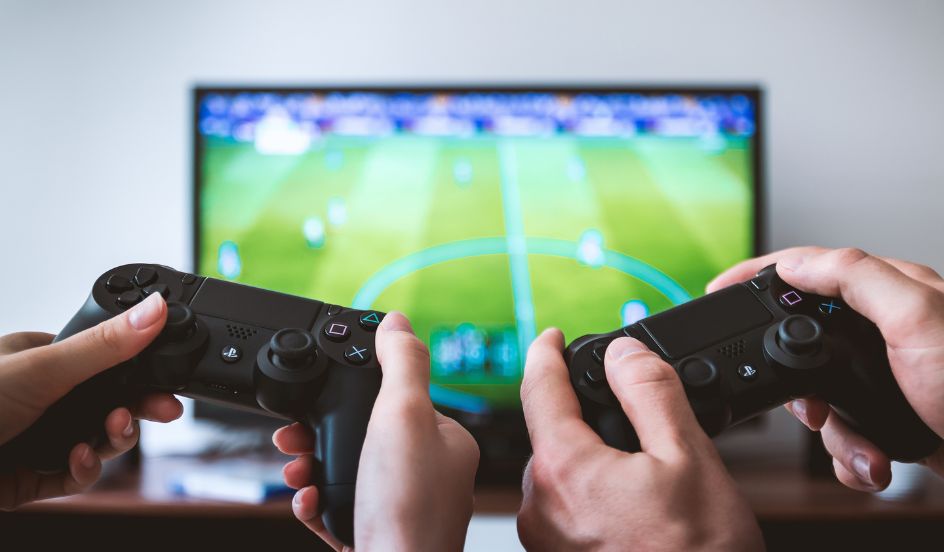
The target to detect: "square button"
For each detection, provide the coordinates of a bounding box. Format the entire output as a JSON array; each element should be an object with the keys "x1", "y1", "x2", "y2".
[
  {"x1": 324, "y1": 322, "x2": 351, "y2": 342},
  {"x1": 779, "y1": 290, "x2": 803, "y2": 307}
]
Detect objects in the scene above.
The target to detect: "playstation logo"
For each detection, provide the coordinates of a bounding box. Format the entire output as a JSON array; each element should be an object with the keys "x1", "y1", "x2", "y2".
[
  {"x1": 737, "y1": 363, "x2": 758, "y2": 381},
  {"x1": 220, "y1": 345, "x2": 242, "y2": 363}
]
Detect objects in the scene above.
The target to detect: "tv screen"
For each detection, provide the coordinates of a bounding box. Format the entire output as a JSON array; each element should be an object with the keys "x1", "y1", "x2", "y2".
[{"x1": 194, "y1": 86, "x2": 762, "y2": 420}]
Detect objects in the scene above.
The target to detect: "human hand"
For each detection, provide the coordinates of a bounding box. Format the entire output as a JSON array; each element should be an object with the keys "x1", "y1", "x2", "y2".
[
  {"x1": 707, "y1": 246, "x2": 944, "y2": 490},
  {"x1": 272, "y1": 312, "x2": 479, "y2": 551},
  {"x1": 0, "y1": 293, "x2": 183, "y2": 509},
  {"x1": 517, "y1": 329, "x2": 764, "y2": 551}
]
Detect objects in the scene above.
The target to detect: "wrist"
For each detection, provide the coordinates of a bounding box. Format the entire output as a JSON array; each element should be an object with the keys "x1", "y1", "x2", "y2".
[{"x1": 357, "y1": 503, "x2": 472, "y2": 551}]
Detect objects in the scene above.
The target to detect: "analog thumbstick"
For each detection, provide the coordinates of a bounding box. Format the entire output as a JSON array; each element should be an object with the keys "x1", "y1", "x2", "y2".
[
  {"x1": 269, "y1": 329, "x2": 317, "y2": 370},
  {"x1": 163, "y1": 302, "x2": 196, "y2": 341},
  {"x1": 776, "y1": 315, "x2": 823, "y2": 356}
]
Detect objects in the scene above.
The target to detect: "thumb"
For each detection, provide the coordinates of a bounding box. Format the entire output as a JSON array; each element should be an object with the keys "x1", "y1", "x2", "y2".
[
  {"x1": 603, "y1": 337, "x2": 709, "y2": 458},
  {"x1": 374, "y1": 311, "x2": 432, "y2": 405},
  {"x1": 13, "y1": 293, "x2": 167, "y2": 400}
]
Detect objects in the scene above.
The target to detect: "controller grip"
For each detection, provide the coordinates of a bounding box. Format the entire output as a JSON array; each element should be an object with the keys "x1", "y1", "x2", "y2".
[
  {"x1": 581, "y1": 400, "x2": 641, "y2": 451},
  {"x1": 0, "y1": 365, "x2": 136, "y2": 473},
  {"x1": 320, "y1": 484, "x2": 356, "y2": 544},
  {"x1": 823, "y1": 342, "x2": 941, "y2": 462},
  {"x1": 580, "y1": 392, "x2": 730, "y2": 454},
  {"x1": 0, "y1": 299, "x2": 131, "y2": 473},
  {"x1": 308, "y1": 370, "x2": 381, "y2": 547}
]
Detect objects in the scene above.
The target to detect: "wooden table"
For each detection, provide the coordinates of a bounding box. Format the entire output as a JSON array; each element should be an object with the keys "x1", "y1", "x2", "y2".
[{"x1": 4, "y1": 456, "x2": 943, "y2": 551}]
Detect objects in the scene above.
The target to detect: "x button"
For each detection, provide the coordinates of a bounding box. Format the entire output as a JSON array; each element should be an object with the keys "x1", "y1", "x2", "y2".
[
  {"x1": 819, "y1": 299, "x2": 842, "y2": 315},
  {"x1": 344, "y1": 345, "x2": 371, "y2": 365}
]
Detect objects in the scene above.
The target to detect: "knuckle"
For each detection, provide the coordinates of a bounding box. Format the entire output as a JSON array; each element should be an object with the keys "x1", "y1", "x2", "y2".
[
  {"x1": 86, "y1": 320, "x2": 126, "y2": 357},
  {"x1": 519, "y1": 372, "x2": 538, "y2": 403},
  {"x1": 381, "y1": 392, "x2": 433, "y2": 420},
  {"x1": 528, "y1": 454, "x2": 558, "y2": 489},
  {"x1": 526, "y1": 336, "x2": 550, "y2": 357},
  {"x1": 462, "y1": 434, "x2": 482, "y2": 466},
  {"x1": 613, "y1": 352, "x2": 677, "y2": 387},
  {"x1": 0, "y1": 333, "x2": 28, "y2": 353},
  {"x1": 386, "y1": 332, "x2": 430, "y2": 363},
  {"x1": 831, "y1": 247, "x2": 871, "y2": 269},
  {"x1": 516, "y1": 509, "x2": 543, "y2": 550},
  {"x1": 529, "y1": 451, "x2": 575, "y2": 491},
  {"x1": 910, "y1": 285, "x2": 944, "y2": 318},
  {"x1": 912, "y1": 263, "x2": 942, "y2": 281}
]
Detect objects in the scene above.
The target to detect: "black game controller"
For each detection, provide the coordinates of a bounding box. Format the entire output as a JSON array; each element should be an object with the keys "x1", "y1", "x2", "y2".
[
  {"x1": 566, "y1": 264, "x2": 941, "y2": 462},
  {"x1": 0, "y1": 263, "x2": 386, "y2": 545}
]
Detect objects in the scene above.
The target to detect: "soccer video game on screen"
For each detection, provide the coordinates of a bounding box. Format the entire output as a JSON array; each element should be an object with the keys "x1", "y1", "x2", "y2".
[{"x1": 195, "y1": 88, "x2": 758, "y2": 414}]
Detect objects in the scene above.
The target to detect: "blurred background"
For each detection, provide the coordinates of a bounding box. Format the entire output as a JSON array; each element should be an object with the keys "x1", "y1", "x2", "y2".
[{"x1": 1, "y1": 1, "x2": 942, "y2": 550}]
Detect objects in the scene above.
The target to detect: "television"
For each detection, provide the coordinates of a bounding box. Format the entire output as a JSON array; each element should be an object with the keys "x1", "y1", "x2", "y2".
[{"x1": 192, "y1": 85, "x2": 763, "y2": 478}]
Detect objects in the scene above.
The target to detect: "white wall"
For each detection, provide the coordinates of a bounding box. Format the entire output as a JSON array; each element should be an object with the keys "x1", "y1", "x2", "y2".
[
  {"x1": 2, "y1": 0, "x2": 943, "y2": 334},
  {"x1": 2, "y1": 0, "x2": 943, "y2": 333}
]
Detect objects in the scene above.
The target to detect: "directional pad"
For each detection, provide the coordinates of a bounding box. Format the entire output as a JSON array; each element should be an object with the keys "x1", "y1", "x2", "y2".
[
  {"x1": 584, "y1": 364, "x2": 606, "y2": 386},
  {"x1": 591, "y1": 342, "x2": 607, "y2": 365},
  {"x1": 105, "y1": 274, "x2": 134, "y2": 293},
  {"x1": 134, "y1": 266, "x2": 157, "y2": 287},
  {"x1": 116, "y1": 290, "x2": 143, "y2": 308},
  {"x1": 143, "y1": 283, "x2": 169, "y2": 298}
]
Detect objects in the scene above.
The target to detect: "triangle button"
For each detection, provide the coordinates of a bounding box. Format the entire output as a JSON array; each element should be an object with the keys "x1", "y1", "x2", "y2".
[{"x1": 359, "y1": 311, "x2": 383, "y2": 330}]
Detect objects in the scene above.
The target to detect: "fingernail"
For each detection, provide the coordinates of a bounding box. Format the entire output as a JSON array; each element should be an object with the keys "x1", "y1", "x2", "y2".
[
  {"x1": 80, "y1": 446, "x2": 96, "y2": 469},
  {"x1": 379, "y1": 312, "x2": 413, "y2": 334},
  {"x1": 129, "y1": 293, "x2": 164, "y2": 330},
  {"x1": 778, "y1": 254, "x2": 809, "y2": 272},
  {"x1": 122, "y1": 416, "x2": 135, "y2": 438},
  {"x1": 292, "y1": 488, "x2": 315, "y2": 520},
  {"x1": 852, "y1": 454, "x2": 874, "y2": 486},
  {"x1": 792, "y1": 399, "x2": 809, "y2": 427},
  {"x1": 606, "y1": 337, "x2": 648, "y2": 361}
]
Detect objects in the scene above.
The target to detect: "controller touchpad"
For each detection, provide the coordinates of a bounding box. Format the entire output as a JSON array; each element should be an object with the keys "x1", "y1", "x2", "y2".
[
  {"x1": 640, "y1": 285, "x2": 771, "y2": 359},
  {"x1": 191, "y1": 279, "x2": 322, "y2": 330}
]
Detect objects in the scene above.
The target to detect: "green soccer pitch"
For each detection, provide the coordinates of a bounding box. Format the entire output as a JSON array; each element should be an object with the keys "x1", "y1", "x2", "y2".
[{"x1": 198, "y1": 133, "x2": 754, "y2": 410}]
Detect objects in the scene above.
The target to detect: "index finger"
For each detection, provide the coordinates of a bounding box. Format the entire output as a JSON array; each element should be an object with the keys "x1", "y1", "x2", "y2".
[
  {"x1": 777, "y1": 248, "x2": 944, "y2": 348},
  {"x1": 520, "y1": 328, "x2": 602, "y2": 453},
  {"x1": 705, "y1": 246, "x2": 828, "y2": 293},
  {"x1": 707, "y1": 247, "x2": 943, "y2": 293},
  {"x1": 0, "y1": 332, "x2": 55, "y2": 355}
]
